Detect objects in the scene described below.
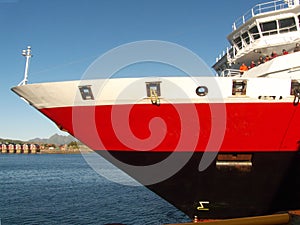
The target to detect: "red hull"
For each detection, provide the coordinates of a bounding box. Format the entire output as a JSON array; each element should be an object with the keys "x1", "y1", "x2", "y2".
[{"x1": 40, "y1": 102, "x2": 300, "y2": 152}]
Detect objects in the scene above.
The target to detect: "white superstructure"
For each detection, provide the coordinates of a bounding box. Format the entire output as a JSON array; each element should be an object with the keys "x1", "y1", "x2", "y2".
[{"x1": 213, "y1": 0, "x2": 300, "y2": 79}]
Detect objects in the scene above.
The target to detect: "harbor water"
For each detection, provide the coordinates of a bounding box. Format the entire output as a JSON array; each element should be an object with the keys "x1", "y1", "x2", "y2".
[{"x1": 0, "y1": 154, "x2": 190, "y2": 225}]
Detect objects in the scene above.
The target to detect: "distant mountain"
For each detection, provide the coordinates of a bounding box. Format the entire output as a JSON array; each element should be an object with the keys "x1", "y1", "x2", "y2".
[
  {"x1": 28, "y1": 134, "x2": 78, "y2": 145},
  {"x1": 0, "y1": 138, "x2": 24, "y2": 144}
]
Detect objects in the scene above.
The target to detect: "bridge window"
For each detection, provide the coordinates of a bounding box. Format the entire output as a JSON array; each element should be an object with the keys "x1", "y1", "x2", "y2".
[
  {"x1": 260, "y1": 21, "x2": 277, "y2": 36},
  {"x1": 241, "y1": 32, "x2": 250, "y2": 45},
  {"x1": 233, "y1": 36, "x2": 242, "y2": 50},
  {"x1": 279, "y1": 17, "x2": 296, "y2": 33},
  {"x1": 249, "y1": 26, "x2": 260, "y2": 40}
]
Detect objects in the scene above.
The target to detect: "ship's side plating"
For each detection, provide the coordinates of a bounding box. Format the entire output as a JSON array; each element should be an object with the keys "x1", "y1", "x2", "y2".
[{"x1": 11, "y1": 74, "x2": 300, "y2": 219}]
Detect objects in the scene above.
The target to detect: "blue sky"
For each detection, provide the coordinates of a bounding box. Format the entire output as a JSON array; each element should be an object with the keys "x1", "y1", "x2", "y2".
[{"x1": 0, "y1": 0, "x2": 263, "y2": 141}]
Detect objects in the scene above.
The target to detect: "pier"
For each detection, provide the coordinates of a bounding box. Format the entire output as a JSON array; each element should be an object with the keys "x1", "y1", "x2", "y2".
[{"x1": 166, "y1": 210, "x2": 300, "y2": 225}]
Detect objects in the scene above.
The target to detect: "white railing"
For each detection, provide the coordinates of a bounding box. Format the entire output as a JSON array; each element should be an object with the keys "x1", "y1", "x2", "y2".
[{"x1": 232, "y1": 0, "x2": 299, "y2": 30}]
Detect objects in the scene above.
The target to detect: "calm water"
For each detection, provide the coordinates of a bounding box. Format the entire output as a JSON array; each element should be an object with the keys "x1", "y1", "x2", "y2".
[{"x1": 0, "y1": 154, "x2": 190, "y2": 225}]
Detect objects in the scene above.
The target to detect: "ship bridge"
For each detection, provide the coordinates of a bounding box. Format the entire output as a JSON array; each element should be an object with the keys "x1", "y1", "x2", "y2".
[{"x1": 213, "y1": 0, "x2": 300, "y2": 76}]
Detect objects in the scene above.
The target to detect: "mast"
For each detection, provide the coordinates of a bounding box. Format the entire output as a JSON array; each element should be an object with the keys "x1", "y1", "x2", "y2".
[{"x1": 18, "y1": 46, "x2": 32, "y2": 86}]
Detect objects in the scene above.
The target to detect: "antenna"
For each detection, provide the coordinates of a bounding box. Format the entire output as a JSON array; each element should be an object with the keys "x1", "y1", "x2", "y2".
[{"x1": 18, "y1": 46, "x2": 32, "y2": 86}]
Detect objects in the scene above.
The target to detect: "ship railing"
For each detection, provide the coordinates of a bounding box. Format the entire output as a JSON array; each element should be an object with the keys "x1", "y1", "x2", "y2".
[
  {"x1": 219, "y1": 69, "x2": 242, "y2": 77},
  {"x1": 216, "y1": 23, "x2": 297, "y2": 65},
  {"x1": 216, "y1": 46, "x2": 234, "y2": 63},
  {"x1": 216, "y1": 37, "x2": 257, "y2": 65},
  {"x1": 233, "y1": 0, "x2": 299, "y2": 31}
]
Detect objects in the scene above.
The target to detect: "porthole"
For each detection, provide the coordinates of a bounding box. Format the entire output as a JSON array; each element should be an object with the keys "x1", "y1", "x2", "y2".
[{"x1": 196, "y1": 86, "x2": 208, "y2": 96}]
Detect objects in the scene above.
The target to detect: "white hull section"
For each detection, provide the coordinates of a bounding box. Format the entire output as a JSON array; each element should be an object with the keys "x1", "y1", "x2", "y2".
[{"x1": 12, "y1": 76, "x2": 296, "y2": 109}]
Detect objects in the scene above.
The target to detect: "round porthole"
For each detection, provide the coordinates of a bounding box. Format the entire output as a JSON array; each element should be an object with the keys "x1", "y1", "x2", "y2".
[{"x1": 196, "y1": 86, "x2": 208, "y2": 96}]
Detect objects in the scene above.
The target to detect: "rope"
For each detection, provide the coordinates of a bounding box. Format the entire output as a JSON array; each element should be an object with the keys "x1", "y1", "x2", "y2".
[
  {"x1": 293, "y1": 88, "x2": 300, "y2": 106},
  {"x1": 150, "y1": 89, "x2": 160, "y2": 106}
]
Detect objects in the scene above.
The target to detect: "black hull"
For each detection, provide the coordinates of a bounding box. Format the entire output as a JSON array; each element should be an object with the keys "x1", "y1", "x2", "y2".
[{"x1": 96, "y1": 151, "x2": 300, "y2": 219}]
